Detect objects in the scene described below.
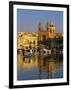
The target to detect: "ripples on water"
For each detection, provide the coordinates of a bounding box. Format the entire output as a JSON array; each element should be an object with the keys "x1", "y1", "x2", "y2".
[{"x1": 17, "y1": 51, "x2": 63, "y2": 80}]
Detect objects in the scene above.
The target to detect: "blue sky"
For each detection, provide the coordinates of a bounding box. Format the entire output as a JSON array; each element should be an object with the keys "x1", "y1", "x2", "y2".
[{"x1": 17, "y1": 9, "x2": 63, "y2": 33}]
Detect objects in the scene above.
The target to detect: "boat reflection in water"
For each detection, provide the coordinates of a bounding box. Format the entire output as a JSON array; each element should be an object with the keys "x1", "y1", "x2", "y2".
[{"x1": 17, "y1": 51, "x2": 63, "y2": 80}]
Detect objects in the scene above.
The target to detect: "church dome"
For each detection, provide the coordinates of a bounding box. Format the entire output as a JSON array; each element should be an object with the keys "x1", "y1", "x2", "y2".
[
  {"x1": 50, "y1": 21, "x2": 54, "y2": 26},
  {"x1": 49, "y1": 21, "x2": 56, "y2": 30}
]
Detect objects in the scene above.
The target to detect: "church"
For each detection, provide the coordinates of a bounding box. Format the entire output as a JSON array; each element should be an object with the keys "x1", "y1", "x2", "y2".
[
  {"x1": 38, "y1": 21, "x2": 63, "y2": 51},
  {"x1": 38, "y1": 21, "x2": 63, "y2": 42}
]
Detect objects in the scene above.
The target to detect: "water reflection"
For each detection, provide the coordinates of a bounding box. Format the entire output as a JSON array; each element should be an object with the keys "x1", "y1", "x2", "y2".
[{"x1": 17, "y1": 51, "x2": 63, "y2": 80}]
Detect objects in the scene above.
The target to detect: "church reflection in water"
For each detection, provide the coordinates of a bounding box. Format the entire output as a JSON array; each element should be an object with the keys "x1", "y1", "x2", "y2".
[{"x1": 17, "y1": 51, "x2": 63, "y2": 80}]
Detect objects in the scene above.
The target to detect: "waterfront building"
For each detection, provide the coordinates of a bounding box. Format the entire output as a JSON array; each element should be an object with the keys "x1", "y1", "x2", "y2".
[
  {"x1": 17, "y1": 21, "x2": 63, "y2": 52},
  {"x1": 38, "y1": 21, "x2": 63, "y2": 41},
  {"x1": 38, "y1": 21, "x2": 63, "y2": 51},
  {"x1": 17, "y1": 32, "x2": 38, "y2": 50}
]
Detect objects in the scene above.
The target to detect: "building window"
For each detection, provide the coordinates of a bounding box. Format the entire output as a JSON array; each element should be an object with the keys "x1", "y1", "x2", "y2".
[
  {"x1": 50, "y1": 29, "x2": 53, "y2": 33},
  {"x1": 43, "y1": 35, "x2": 46, "y2": 40}
]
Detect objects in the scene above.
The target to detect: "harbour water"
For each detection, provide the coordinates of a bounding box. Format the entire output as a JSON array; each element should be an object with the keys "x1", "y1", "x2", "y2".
[{"x1": 17, "y1": 51, "x2": 63, "y2": 80}]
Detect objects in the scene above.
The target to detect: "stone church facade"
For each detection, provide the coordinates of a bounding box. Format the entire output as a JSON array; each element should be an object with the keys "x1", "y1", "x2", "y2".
[{"x1": 38, "y1": 21, "x2": 63, "y2": 42}]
